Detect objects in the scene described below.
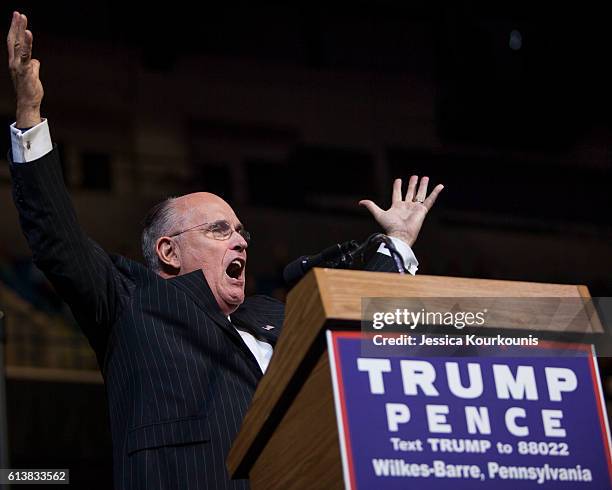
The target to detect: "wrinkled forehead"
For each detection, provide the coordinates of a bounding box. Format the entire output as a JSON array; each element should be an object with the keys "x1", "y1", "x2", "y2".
[{"x1": 173, "y1": 193, "x2": 241, "y2": 228}]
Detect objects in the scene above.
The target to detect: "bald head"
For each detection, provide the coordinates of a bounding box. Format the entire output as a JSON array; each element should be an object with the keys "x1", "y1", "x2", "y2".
[
  {"x1": 141, "y1": 191, "x2": 249, "y2": 315},
  {"x1": 141, "y1": 192, "x2": 234, "y2": 271},
  {"x1": 170, "y1": 192, "x2": 237, "y2": 232}
]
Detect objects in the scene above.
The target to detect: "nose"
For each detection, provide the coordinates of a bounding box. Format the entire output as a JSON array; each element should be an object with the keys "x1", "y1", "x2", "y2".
[{"x1": 230, "y1": 230, "x2": 248, "y2": 252}]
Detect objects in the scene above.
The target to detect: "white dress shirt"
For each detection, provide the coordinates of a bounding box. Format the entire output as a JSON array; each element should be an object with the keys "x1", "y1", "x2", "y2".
[{"x1": 229, "y1": 318, "x2": 275, "y2": 373}]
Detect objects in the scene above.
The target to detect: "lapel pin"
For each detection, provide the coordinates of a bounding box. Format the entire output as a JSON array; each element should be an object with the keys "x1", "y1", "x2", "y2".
[{"x1": 262, "y1": 325, "x2": 275, "y2": 331}]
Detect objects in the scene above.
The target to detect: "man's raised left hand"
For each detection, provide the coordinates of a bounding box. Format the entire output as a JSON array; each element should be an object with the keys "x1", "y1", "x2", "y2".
[{"x1": 359, "y1": 176, "x2": 444, "y2": 247}]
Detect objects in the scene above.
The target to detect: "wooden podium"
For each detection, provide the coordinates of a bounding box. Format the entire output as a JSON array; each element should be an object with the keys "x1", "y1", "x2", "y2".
[{"x1": 227, "y1": 269, "x2": 603, "y2": 489}]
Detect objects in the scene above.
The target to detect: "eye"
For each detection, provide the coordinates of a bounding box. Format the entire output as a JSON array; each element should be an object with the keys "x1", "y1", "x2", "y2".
[{"x1": 209, "y1": 221, "x2": 229, "y2": 232}]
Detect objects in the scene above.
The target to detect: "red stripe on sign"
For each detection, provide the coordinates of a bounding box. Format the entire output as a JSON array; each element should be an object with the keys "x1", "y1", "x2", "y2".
[
  {"x1": 332, "y1": 332, "x2": 359, "y2": 490},
  {"x1": 587, "y1": 350, "x2": 612, "y2": 487}
]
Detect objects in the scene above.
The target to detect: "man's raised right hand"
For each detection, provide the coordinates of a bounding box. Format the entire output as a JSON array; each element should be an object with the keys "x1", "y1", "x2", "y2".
[{"x1": 7, "y1": 11, "x2": 43, "y2": 128}]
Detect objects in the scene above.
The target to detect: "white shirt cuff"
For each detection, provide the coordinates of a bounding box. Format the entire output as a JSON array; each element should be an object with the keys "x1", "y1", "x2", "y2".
[
  {"x1": 376, "y1": 236, "x2": 419, "y2": 275},
  {"x1": 10, "y1": 119, "x2": 53, "y2": 163}
]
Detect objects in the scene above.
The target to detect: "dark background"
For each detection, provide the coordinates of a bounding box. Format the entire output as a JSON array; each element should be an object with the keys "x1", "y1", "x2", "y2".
[{"x1": 1, "y1": 2, "x2": 611, "y2": 488}]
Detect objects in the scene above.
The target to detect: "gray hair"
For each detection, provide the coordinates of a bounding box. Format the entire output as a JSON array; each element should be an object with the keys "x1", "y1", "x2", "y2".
[{"x1": 141, "y1": 197, "x2": 179, "y2": 271}]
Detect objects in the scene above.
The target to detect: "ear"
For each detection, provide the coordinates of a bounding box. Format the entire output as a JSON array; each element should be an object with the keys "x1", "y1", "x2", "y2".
[{"x1": 156, "y1": 236, "x2": 181, "y2": 272}]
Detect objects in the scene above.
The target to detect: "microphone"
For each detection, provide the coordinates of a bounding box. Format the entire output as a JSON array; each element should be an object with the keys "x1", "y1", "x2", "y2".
[
  {"x1": 283, "y1": 234, "x2": 409, "y2": 288},
  {"x1": 283, "y1": 240, "x2": 359, "y2": 287}
]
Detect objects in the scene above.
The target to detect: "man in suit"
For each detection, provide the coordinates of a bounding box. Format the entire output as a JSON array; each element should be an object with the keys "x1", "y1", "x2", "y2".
[{"x1": 6, "y1": 12, "x2": 444, "y2": 489}]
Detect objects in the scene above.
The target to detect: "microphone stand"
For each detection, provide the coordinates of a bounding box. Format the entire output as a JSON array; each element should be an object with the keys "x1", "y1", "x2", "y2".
[{"x1": 0, "y1": 310, "x2": 9, "y2": 474}]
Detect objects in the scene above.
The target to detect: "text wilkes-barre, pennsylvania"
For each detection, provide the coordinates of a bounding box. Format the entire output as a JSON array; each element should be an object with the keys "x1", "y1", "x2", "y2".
[{"x1": 371, "y1": 459, "x2": 592, "y2": 484}]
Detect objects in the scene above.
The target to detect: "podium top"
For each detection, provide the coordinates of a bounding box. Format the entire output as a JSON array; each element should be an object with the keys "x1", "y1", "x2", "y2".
[{"x1": 309, "y1": 269, "x2": 593, "y2": 321}]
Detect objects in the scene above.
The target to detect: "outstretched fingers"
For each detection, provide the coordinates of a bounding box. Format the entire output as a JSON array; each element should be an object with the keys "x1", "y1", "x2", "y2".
[
  {"x1": 414, "y1": 176, "x2": 429, "y2": 203},
  {"x1": 405, "y1": 175, "x2": 418, "y2": 202},
  {"x1": 392, "y1": 178, "x2": 403, "y2": 204},
  {"x1": 422, "y1": 184, "x2": 444, "y2": 210}
]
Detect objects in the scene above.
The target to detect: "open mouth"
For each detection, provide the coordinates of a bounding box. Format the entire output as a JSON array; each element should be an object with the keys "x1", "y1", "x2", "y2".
[{"x1": 225, "y1": 258, "x2": 245, "y2": 280}]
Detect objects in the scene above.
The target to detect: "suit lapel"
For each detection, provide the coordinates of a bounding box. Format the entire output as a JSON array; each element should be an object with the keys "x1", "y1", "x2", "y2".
[
  {"x1": 168, "y1": 270, "x2": 263, "y2": 378},
  {"x1": 232, "y1": 295, "x2": 284, "y2": 345},
  {"x1": 232, "y1": 314, "x2": 279, "y2": 345}
]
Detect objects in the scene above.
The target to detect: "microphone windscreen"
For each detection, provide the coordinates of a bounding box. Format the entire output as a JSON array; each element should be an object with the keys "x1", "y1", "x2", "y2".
[{"x1": 283, "y1": 256, "x2": 309, "y2": 286}]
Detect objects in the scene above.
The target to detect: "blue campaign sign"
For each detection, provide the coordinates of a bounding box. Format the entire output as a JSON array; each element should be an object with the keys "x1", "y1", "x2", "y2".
[{"x1": 327, "y1": 331, "x2": 612, "y2": 489}]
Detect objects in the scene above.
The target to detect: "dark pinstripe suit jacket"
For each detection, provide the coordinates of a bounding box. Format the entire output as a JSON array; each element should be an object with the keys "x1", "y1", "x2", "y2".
[{"x1": 10, "y1": 147, "x2": 398, "y2": 490}]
